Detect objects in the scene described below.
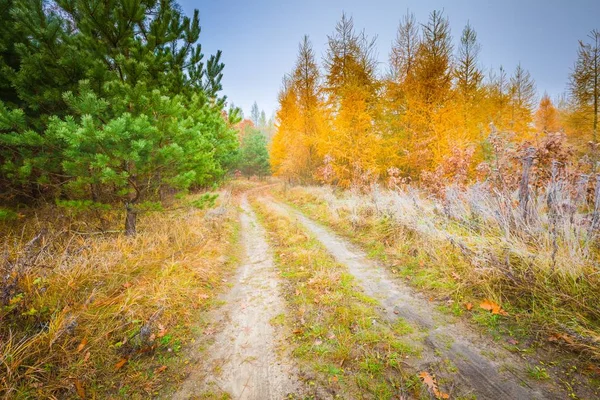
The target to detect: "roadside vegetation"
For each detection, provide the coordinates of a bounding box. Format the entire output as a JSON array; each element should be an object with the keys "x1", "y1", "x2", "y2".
[
  {"x1": 0, "y1": 193, "x2": 239, "y2": 398},
  {"x1": 275, "y1": 182, "x2": 600, "y2": 370}
]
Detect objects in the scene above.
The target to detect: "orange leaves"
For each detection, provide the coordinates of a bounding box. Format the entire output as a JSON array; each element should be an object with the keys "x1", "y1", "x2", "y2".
[
  {"x1": 465, "y1": 302, "x2": 473, "y2": 311},
  {"x1": 154, "y1": 365, "x2": 167, "y2": 374},
  {"x1": 114, "y1": 358, "x2": 128, "y2": 371},
  {"x1": 74, "y1": 379, "x2": 85, "y2": 399},
  {"x1": 76, "y1": 338, "x2": 88, "y2": 353},
  {"x1": 419, "y1": 371, "x2": 449, "y2": 399},
  {"x1": 548, "y1": 332, "x2": 575, "y2": 345},
  {"x1": 479, "y1": 299, "x2": 508, "y2": 316}
]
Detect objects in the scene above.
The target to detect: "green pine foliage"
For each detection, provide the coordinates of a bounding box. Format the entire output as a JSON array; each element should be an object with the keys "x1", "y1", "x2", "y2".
[
  {"x1": 0, "y1": 0, "x2": 239, "y2": 233},
  {"x1": 238, "y1": 129, "x2": 271, "y2": 178}
]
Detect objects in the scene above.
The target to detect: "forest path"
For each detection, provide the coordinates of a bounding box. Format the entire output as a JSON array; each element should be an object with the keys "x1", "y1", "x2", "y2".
[
  {"x1": 171, "y1": 195, "x2": 301, "y2": 400},
  {"x1": 264, "y1": 196, "x2": 568, "y2": 400}
]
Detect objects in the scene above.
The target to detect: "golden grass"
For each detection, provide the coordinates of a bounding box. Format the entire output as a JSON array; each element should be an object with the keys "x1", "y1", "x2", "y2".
[{"x1": 0, "y1": 192, "x2": 239, "y2": 399}]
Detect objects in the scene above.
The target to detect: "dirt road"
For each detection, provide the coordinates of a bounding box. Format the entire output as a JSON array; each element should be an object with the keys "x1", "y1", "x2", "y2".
[{"x1": 172, "y1": 196, "x2": 301, "y2": 399}]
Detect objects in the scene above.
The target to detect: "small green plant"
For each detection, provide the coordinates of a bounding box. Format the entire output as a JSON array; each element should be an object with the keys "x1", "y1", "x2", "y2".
[
  {"x1": 527, "y1": 365, "x2": 550, "y2": 380},
  {"x1": 190, "y1": 193, "x2": 219, "y2": 210},
  {"x1": 0, "y1": 208, "x2": 18, "y2": 221}
]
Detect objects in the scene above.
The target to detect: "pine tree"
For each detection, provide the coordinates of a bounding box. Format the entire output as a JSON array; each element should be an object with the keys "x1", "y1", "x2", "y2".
[
  {"x1": 239, "y1": 129, "x2": 270, "y2": 178},
  {"x1": 0, "y1": 0, "x2": 237, "y2": 234}
]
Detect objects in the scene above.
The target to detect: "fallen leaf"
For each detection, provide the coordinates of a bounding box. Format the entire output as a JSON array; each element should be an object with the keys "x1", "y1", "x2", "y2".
[
  {"x1": 74, "y1": 379, "x2": 85, "y2": 399},
  {"x1": 548, "y1": 333, "x2": 575, "y2": 345},
  {"x1": 114, "y1": 358, "x2": 128, "y2": 371},
  {"x1": 465, "y1": 302, "x2": 473, "y2": 311},
  {"x1": 480, "y1": 299, "x2": 508, "y2": 316},
  {"x1": 204, "y1": 328, "x2": 216, "y2": 336},
  {"x1": 586, "y1": 363, "x2": 600, "y2": 376},
  {"x1": 419, "y1": 371, "x2": 436, "y2": 391},
  {"x1": 157, "y1": 324, "x2": 167, "y2": 338},
  {"x1": 507, "y1": 338, "x2": 519, "y2": 345},
  {"x1": 155, "y1": 365, "x2": 167, "y2": 374},
  {"x1": 122, "y1": 282, "x2": 132, "y2": 289},
  {"x1": 83, "y1": 351, "x2": 91, "y2": 362},
  {"x1": 77, "y1": 338, "x2": 88, "y2": 353},
  {"x1": 419, "y1": 371, "x2": 449, "y2": 400}
]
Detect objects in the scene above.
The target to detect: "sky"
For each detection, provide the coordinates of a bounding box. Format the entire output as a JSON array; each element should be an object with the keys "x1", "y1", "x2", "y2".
[{"x1": 179, "y1": 0, "x2": 600, "y2": 118}]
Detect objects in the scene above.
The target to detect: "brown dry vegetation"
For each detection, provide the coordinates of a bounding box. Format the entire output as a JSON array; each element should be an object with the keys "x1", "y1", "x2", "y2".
[{"x1": 0, "y1": 192, "x2": 239, "y2": 399}]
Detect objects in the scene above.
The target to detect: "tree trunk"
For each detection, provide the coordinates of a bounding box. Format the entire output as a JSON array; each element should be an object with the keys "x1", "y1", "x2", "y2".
[
  {"x1": 125, "y1": 203, "x2": 137, "y2": 236},
  {"x1": 518, "y1": 147, "x2": 535, "y2": 222}
]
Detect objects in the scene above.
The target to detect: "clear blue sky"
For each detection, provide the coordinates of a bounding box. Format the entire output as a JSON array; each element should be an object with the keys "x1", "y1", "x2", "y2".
[{"x1": 179, "y1": 0, "x2": 600, "y2": 118}]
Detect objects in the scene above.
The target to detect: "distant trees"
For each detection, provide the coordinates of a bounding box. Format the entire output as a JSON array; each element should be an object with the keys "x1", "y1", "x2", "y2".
[
  {"x1": 250, "y1": 101, "x2": 260, "y2": 126},
  {"x1": 238, "y1": 128, "x2": 270, "y2": 178},
  {"x1": 0, "y1": 0, "x2": 237, "y2": 234}
]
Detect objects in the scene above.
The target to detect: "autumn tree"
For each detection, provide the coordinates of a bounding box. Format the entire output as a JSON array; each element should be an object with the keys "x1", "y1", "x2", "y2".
[
  {"x1": 535, "y1": 93, "x2": 561, "y2": 133},
  {"x1": 383, "y1": 11, "x2": 420, "y2": 175},
  {"x1": 508, "y1": 63, "x2": 537, "y2": 137},
  {"x1": 410, "y1": 10, "x2": 454, "y2": 168},
  {"x1": 322, "y1": 14, "x2": 381, "y2": 186},
  {"x1": 569, "y1": 29, "x2": 600, "y2": 148},
  {"x1": 454, "y1": 22, "x2": 485, "y2": 161},
  {"x1": 270, "y1": 76, "x2": 301, "y2": 178}
]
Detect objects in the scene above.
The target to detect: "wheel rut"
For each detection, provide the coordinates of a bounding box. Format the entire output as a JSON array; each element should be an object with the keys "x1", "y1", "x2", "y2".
[{"x1": 266, "y1": 197, "x2": 565, "y2": 400}]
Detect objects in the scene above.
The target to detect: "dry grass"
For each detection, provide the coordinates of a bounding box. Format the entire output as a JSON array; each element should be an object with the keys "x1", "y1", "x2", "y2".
[
  {"x1": 277, "y1": 183, "x2": 600, "y2": 361},
  {"x1": 0, "y1": 192, "x2": 239, "y2": 399}
]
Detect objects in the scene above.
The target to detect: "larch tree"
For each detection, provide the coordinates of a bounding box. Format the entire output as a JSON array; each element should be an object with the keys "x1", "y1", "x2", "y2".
[
  {"x1": 292, "y1": 35, "x2": 324, "y2": 182},
  {"x1": 569, "y1": 29, "x2": 600, "y2": 147},
  {"x1": 411, "y1": 10, "x2": 454, "y2": 168},
  {"x1": 384, "y1": 11, "x2": 421, "y2": 175},
  {"x1": 508, "y1": 63, "x2": 537, "y2": 137},
  {"x1": 535, "y1": 93, "x2": 561, "y2": 133},
  {"x1": 323, "y1": 13, "x2": 380, "y2": 186},
  {"x1": 270, "y1": 76, "x2": 301, "y2": 179},
  {"x1": 454, "y1": 22, "x2": 484, "y2": 156}
]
